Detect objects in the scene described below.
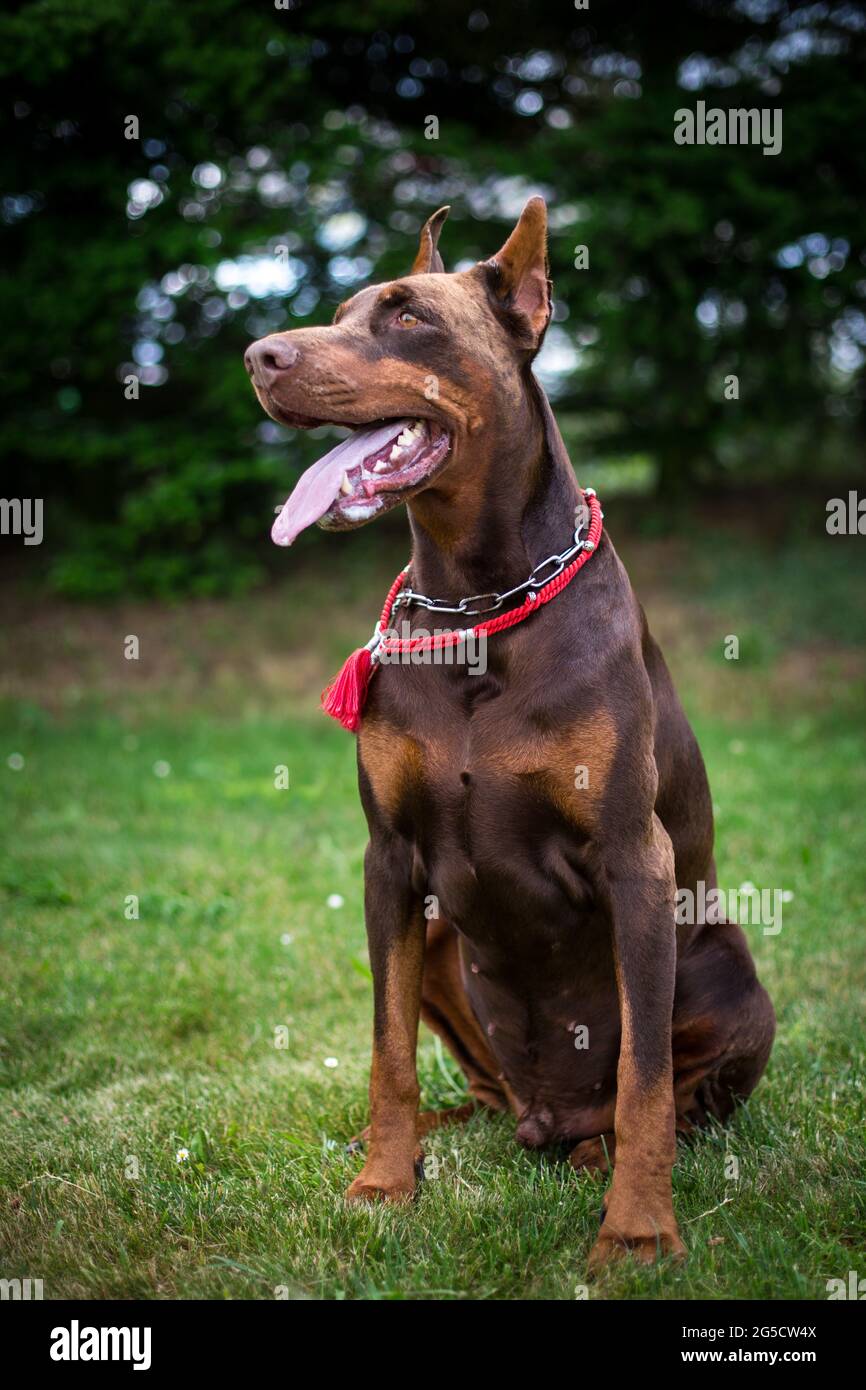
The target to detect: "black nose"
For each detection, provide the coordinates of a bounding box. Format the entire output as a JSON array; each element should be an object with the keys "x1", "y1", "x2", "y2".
[{"x1": 244, "y1": 335, "x2": 299, "y2": 386}]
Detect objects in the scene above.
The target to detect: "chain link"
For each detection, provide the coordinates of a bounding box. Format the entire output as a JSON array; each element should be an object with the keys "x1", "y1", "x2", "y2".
[{"x1": 392, "y1": 512, "x2": 593, "y2": 618}]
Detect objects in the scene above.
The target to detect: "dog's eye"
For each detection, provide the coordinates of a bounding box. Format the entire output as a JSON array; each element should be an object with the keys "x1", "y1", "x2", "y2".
[{"x1": 396, "y1": 310, "x2": 420, "y2": 328}]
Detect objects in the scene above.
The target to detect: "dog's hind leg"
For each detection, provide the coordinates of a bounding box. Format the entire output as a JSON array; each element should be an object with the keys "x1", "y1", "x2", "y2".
[
  {"x1": 347, "y1": 920, "x2": 510, "y2": 1154},
  {"x1": 570, "y1": 925, "x2": 774, "y2": 1183},
  {"x1": 418, "y1": 919, "x2": 511, "y2": 1119},
  {"x1": 347, "y1": 1099, "x2": 478, "y2": 1153},
  {"x1": 672, "y1": 919, "x2": 775, "y2": 1131}
]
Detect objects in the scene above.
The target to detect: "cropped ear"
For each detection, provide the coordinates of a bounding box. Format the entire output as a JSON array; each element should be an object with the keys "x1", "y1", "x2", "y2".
[
  {"x1": 411, "y1": 206, "x2": 450, "y2": 274},
  {"x1": 483, "y1": 196, "x2": 552, "y2": 347}
]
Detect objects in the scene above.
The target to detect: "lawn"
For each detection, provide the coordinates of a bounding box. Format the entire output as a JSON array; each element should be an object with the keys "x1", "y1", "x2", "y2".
[{"x1": 1, "y1": 515, "x2": 865, "y2": 1300}]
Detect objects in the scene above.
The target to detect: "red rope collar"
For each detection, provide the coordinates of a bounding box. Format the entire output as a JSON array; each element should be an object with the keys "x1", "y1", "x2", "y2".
[{"x1": 322, "y1": 489, "x2": 604, "y2": 732}]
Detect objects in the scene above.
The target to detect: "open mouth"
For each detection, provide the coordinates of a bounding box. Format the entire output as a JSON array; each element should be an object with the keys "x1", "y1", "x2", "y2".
[{"x1": 270, "y1": 416, "x2": 451, "y2": 546}]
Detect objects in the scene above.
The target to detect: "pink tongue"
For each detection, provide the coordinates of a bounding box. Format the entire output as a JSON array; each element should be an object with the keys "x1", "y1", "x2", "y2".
[{"x1": 271, "y1": 420, "x2": 412, "y2": 546}]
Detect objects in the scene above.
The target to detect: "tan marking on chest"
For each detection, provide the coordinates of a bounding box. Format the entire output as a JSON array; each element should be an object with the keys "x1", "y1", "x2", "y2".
[
  {"x1": 358, "y1": 719, "x2": 427, "y2": 818},
  {"x1": 486, "y1": 709, "x2": 618, "y2": 827},
  {"x1": 361, "y1": 709, "x2": 618, "y2": 828}
]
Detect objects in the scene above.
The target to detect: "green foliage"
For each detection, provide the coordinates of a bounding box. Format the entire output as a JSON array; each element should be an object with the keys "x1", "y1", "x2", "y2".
[{"x1": 2, "y1": 0, "x2": 865, "y2": 593}]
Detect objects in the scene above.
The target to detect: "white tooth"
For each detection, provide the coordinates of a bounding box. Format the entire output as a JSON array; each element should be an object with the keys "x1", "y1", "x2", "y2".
[
  {"x1": 343, "y1": 501, "x2": 380, "y2": 520},
  {"x1": 397, "y1": 430, "x2": 413, "y2": 445},
  {"x1": 373, "y1": 460, "x2": 389, "y2": 472},
  {"x1": 340, "y1": 471, "x2": 352, "y2": 495},
  {"x1": 389, "y1": 444, "x2": 405, "y2": 461},
  {"x1": 411, "y1": 421, "x2": 424, "y2": 435}
]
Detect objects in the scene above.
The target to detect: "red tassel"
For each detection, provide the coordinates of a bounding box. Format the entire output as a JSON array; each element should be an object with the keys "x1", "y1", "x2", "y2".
[{"x1": 321, "y1": 645, "x2": 376, "y2": 732}]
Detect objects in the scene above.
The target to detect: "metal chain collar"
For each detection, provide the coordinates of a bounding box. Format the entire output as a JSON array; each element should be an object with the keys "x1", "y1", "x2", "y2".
[{"x1": 392, "y1": 490, "x2": 600, "y2": 618}]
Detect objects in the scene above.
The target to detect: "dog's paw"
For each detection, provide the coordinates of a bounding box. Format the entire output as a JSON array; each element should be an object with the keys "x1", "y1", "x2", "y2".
[
  {"x1": 344, "y1": 1121, "x2": 372, "y2": 1156},
  {"x1": 345, "y1": 1167, "x2": 416, "y2": 1205},
  {"x1": 569, "y1": 1133, "x2": 615, "y2": 1176},
  {"x1": 588, "y1": 1221, "x2": 686, "y2": 1272}
]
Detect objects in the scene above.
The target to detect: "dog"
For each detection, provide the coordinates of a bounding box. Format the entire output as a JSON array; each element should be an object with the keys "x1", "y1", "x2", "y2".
[{"x1": 245, "y1": 198, "x2": 775, "y2": 1268}]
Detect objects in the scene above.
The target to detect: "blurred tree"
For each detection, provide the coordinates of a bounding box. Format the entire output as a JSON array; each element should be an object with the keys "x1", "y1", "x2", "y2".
[{"x1": 1, "y1": 0, "x2": 864, "y2": 593}]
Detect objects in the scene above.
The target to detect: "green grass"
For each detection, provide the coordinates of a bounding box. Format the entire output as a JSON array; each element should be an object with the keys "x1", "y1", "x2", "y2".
[
  {"x1": 1, "y1": 520, "x2": 865, "y2": 1300},
  {"x1": 1, "y1": 709, "x2": 864, "y2": 1299}
]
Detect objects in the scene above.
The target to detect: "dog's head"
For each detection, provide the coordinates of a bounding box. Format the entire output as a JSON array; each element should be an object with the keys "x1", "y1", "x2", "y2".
[{"x1": 245, "y1": 197, "x2": 552, "y2": 544}]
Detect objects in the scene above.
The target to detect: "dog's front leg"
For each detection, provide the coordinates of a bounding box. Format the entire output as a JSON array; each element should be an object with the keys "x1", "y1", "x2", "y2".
[
  {"x1": 588, "y1": 813, "x2": 686, "y2": 1269},
  {"x1": 346, "y1": 836, "x2": 425, "y2": 1205}
]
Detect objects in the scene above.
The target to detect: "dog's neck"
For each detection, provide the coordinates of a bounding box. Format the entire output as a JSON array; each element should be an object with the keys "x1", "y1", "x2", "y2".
[{"x1": 406, "y1": 376, "x2": 581, "y2": 602}]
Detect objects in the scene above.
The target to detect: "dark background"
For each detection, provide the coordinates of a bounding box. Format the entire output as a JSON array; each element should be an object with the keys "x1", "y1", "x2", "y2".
[{"x1": 2, "y1": 0, "x2": 865, "y2": 596}]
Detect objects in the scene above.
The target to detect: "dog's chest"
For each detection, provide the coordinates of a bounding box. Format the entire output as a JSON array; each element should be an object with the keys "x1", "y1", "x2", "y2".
[{"x1": 358, "y1": 672, "x2": 617, "y2": 938}]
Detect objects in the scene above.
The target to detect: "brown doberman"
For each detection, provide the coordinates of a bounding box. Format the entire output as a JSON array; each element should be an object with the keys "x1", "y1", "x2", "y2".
[{"x1": 245, "y1": 199, "x2": 775, "y2": 1269}]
